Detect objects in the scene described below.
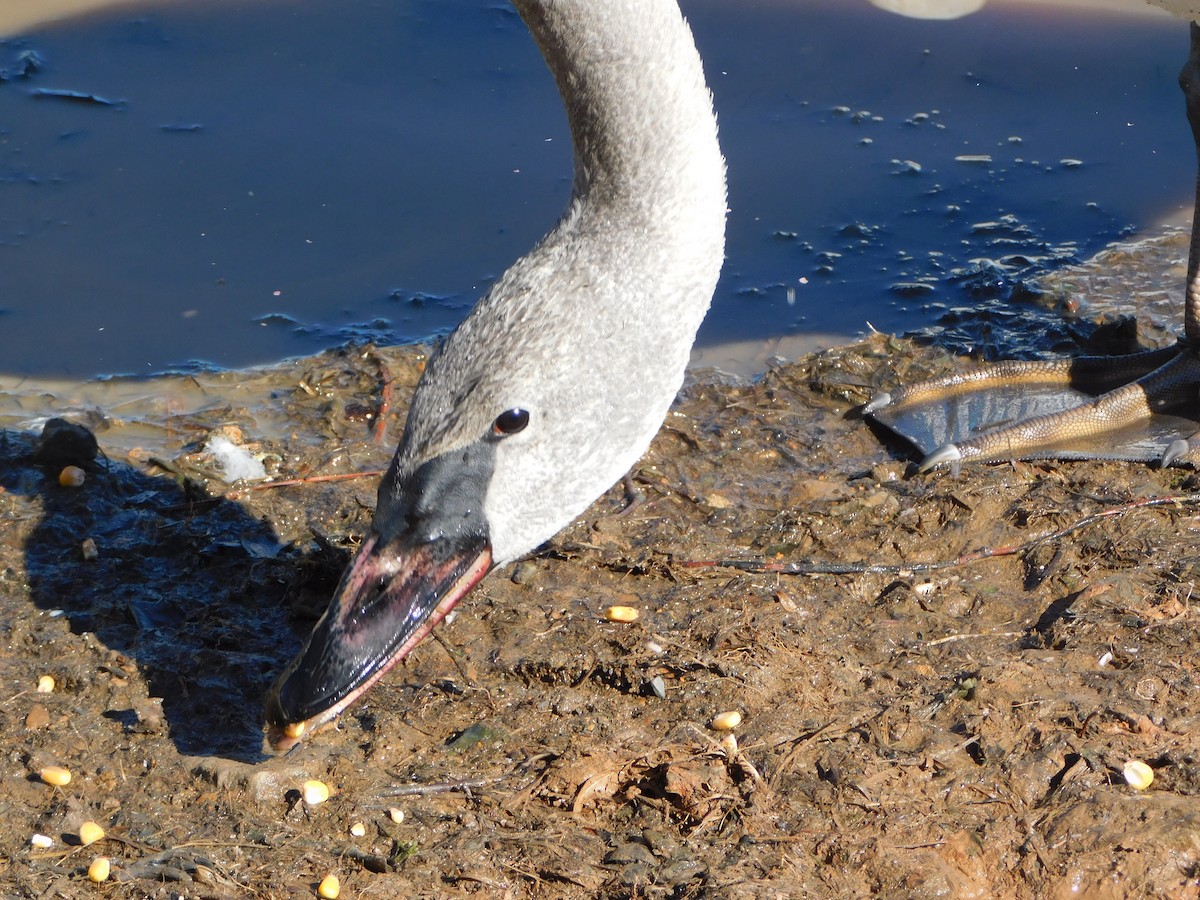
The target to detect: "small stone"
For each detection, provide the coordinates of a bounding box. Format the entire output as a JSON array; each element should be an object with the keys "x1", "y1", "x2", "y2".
[{"x1": 25, "y1": 705, "x2": 50, "y2": 731}]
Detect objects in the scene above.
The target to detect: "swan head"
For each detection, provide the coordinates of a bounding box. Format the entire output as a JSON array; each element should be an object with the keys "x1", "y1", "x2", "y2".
[
  {"x1": 264, "y1": 236, "x2": 704, "y2": 748},
  {"x1": 264, "y1": 0, "x2": 726, "y2": 750}
]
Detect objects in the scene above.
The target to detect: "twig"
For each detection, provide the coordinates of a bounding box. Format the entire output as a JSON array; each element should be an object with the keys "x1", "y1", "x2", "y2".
[
  {"x1": 372, "y1": 353, "x2": 395, "y2": 445},
  {"x1": 224, "y1": 469, "x2": 384, "y2": 499}
]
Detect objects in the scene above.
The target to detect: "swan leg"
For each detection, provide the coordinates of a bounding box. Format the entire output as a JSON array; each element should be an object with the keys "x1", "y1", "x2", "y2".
[{"x1": 866, "y1": 23, "x2": 1200, "y2": 471}]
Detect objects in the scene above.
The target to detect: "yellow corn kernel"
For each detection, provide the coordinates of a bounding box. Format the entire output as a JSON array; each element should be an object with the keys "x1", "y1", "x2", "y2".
[
  {"x1": 1124, "y1": 759, "x2": 1154, "y2": 791},
  {"x1": 87, "y1": 857, "x2": 110, "y2": 883},
  {"x1": 604, "y1": 605, "x2": 639, "y2": 623},
  {"x1": 317, "y1": 873, "x2": 340, "y2": 899},
  {"x1": 710, "y1": 710, "x2": 743, "y2": 731},
  {"x1": 58, "y1": 466, "x2": 86, "y2": 487},
  {"x1": 39, "y1": 765, "x2": 71, "y2": 786},
  {"x1": 78, "y1": 821, "x2": 105, "y2": 846},
  {"x1": 302, "y1": 779, "x2": 330, "y2": 805},
  {"x1": 36, "y1": 674, "x2": 55, "y2": 693},
  {"x1": 284, "y1": 721, "x2": 305, "y2": 739}
]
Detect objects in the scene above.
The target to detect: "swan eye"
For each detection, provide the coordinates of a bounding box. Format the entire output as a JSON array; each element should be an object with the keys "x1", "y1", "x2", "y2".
[{"x1": 492, "y1": 408, "x2": 530, "y2": 437}]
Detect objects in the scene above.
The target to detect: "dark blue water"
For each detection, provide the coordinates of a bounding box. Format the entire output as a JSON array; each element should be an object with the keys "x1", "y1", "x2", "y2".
[{"x1": 0, "y1": 0, "x2": 1190, "y2": 377}]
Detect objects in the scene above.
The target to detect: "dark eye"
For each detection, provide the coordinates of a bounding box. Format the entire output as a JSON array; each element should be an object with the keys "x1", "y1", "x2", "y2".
[{"x1": 492, "y1": 408, "x2": 530, "y2": 437}]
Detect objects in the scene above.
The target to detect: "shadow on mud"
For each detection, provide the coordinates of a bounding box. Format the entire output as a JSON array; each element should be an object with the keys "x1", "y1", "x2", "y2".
[{"x1": 1, "y1": 424, "x2": 315, "y2": 762}]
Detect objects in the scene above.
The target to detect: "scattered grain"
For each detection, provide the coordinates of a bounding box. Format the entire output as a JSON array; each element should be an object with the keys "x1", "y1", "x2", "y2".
[
  {"x1": 317, "y1": 873, "x2": 340, "y2": 899},
  {"x1": 78, "y1": 821, "x2": 105, "y2": 846},
  {"x1": 710, "y1": 710, "x2": 743, "y2": 731},
  {"x1": 39, "y1": 765, "x2": 71, "y2": 786},
  {"x1": 58, "y1": 466, "x2": 86, "y2": 487},
  {"x1": 87, "y1": 857, "x2": 110, "y2": 883},
  {"x1": 302, "y1": 779, "x2": 330, "y2": 805},
  {"x1": 604, "y1": 605, "x2": 639, "y2": 623},
  {"x1": 1124, "y1": 759, "x2": 1154, "y2": 791}
]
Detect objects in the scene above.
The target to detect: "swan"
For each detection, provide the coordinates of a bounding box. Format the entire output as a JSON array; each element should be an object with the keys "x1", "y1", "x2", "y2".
[
  {"x1": 865, "y1": 3, "x2": 1200, "y2": 470},
  {"x1": 265, "y1": 0, "x2": 726, "y2": 748}
]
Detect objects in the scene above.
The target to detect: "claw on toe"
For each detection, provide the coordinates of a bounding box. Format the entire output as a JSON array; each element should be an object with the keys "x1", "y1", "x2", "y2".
[
  {"x1": 862, "y1": 392, "x2": 892, "y2": 415},
  {"x1": 1162, "y1": 437, "x2": 1193, "y2": 468},
  {"x1": 918, "y1": 442, "x2": 962, "y2": 473}
]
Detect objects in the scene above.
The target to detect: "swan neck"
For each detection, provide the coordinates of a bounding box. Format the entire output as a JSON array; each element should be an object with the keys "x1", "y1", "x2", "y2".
[{"x1": 514, "y1": 0, "x2": 724, "y2": 214}]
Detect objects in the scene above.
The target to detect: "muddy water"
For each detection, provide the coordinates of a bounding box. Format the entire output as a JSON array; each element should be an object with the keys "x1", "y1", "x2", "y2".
[{"x1": 0, "y1": 0, "x2": 1192, "y2": 379}]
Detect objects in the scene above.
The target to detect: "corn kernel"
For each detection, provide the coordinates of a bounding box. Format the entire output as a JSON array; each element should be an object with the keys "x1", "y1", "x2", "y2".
[
  {"x1": 284, "y1": 721, "x2": 305, "y2": 739},
  {"x1": 317, "y1": 873, "x2": 340, "y2": 899},
  {"x1": 81, "y1": 538, "x2": 99, "y2": 561},
  {"x1": 349, "y1": 821, "x2": 366, "y2": 837},
  {"x1": 710, "y1": 710, "x2": 743, "y2": 731},
  {"x1": 30, "y1": 833, "x2": 53, "y2": 849},
  {"x1": 59, "y1": 466, "x2": 86, "y2": 487},
  {"x1": 604, "y1": 605, "x2": 639, "y2": 623},
  {"x1": 78, "y1": 821, "x2": 105, "y2": 846},
  {"x1": 87, "y1": 857, "x2": 110, "y2": 883},
  {"x1": 1124, "y1": 759, "x2": 1154, "y2": 791},
  {"x1": 36, "y1": 675, "x2": 55, "y2": 694},
  {"x1": 302, "y1": 779, "x2": 330, "y2": 805},
  {"x1": 39, "y1": 765, "x2": 71, "y2": 786},
  {"x1": 388, "y1": 807, "x2": 405, "y2": 824}
]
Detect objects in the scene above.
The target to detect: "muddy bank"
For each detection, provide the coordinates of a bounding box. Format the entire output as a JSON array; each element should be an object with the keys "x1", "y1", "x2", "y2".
[{"x1": 1, "y1": 322, "x2": 1199, "y2": 897}]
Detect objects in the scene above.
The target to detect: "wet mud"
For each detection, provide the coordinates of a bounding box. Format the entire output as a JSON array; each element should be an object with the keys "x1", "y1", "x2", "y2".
[{"x1": 3, "y1": 308, "x2": 1200, "y2": 897}]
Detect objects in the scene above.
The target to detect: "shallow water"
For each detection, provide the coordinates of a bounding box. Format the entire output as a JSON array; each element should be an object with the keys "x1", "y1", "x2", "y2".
[{"x1": 0, "y1": 0, "x2": 1191, "y2": 379}]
